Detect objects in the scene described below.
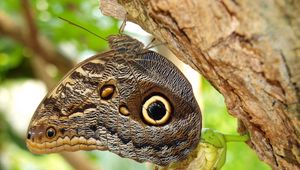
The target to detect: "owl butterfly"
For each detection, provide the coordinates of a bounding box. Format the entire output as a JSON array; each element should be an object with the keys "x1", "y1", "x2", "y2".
[{"x1": 26, "y1": 19, "x2": 202, "y2": 166}]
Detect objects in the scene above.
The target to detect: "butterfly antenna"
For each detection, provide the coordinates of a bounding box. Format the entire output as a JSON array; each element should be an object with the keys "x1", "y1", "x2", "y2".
[{"x1": 58, "y1": 17, "x2": 107, "y2": 41}]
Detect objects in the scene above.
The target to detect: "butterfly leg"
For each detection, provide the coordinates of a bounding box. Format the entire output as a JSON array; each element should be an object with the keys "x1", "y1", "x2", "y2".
[
  {"x1": 145, "y1": 37, "x2": 156, "y2": 49},
  {"x1": 145, "y1": 37, "x2": 169, "y2": 50}
]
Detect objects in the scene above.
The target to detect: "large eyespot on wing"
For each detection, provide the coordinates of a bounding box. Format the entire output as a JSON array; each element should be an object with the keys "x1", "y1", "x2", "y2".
[
  {"x1": 142, "y1": 95, "x2": 172, "y2": 126},
  {"x1": 26, "y1": 51, "x2": 116, "y2": 154},
  {"x1": 121, "y1": 82, "x2": 201, "y2": 166}
]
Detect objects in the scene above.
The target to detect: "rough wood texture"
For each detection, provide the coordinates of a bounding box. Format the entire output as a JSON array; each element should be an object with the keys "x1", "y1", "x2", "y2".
[{"x1": 100, "y1": 0, "x2": 300, "y2": 169}]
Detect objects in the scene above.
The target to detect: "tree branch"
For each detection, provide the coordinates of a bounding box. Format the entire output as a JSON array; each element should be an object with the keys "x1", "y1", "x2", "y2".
[
  {"x1": 21, "y1": 0, "x2": 40, "y2": 53},
  {"x1": 61, "y1": 152, "x2": 101, "y2": 170},
  {"x1": 100, "y1": 0, "x2": 300, "y2": 169},
  {"x1": 0, "y1": 10, "x2": 73, "y2": 74}
]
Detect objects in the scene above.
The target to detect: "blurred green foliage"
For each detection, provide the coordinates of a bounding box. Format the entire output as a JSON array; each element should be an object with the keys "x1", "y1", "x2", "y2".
[
  {"x1": 0, "y1": 39, "x2": 32, "y2": 82},
  {"x1": 0, "y1": 0, "x2": 271, "y2": 170}
]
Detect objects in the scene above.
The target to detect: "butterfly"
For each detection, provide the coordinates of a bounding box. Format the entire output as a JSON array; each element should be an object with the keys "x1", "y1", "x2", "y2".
[{"x1": 26, "y1": 18, "x2": 202, "y2": 166}]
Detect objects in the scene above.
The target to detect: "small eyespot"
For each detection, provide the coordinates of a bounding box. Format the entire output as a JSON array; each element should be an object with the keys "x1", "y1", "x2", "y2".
[
  {"x1": 59, "y1": 128, "x2": 66, "y2": 134},
  {"x1": 90, "y1": 125, "x2": 97, "y2": 132},
  {"x1": 27, "y1": 131, "x2": 31, "y2": 139},
  {"x1": 99, "y1": 85, "x2": 115, "y2": 100},
  {"x1": 142, "y1": 95, "x2": 171, "y2": 126},
  {"x1": 46, "y1": 127, "x2": 56, "y2": 139},
  {"x1": 119, "y1": 105, "x2": 130, "y2": 116}
]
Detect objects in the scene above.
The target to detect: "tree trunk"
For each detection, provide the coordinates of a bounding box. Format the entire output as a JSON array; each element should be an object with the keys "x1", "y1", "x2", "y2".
[{"x1": 100, "y1": 0, "x2": 300, "y2": 169}]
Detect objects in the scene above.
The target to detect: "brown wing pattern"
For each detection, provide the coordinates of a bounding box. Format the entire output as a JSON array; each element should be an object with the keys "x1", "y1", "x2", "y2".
[{"x1": 26, "y1": 35, "x2": 201, "y2": 166}]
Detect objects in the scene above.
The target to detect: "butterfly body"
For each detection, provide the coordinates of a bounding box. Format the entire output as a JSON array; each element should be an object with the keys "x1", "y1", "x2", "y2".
[{"x1": 26, "y1": 34, "x2": 202, "y2": 166}]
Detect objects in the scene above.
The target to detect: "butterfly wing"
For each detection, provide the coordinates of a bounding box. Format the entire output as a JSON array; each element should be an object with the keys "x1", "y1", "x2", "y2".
[{"x1": 26, "y1": 49, "x2": 201, "y2": 166}]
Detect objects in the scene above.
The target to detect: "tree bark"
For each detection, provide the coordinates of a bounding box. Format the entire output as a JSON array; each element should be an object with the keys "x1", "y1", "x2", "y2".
[{"x1": 100, "y1": 0, "x2": 300, "y2": 169}]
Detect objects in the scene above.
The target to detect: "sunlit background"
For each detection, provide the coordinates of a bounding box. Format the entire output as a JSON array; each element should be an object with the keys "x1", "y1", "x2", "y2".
[{"x1": 0, "y1": 0, "x2": 271, "y2": 170}]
